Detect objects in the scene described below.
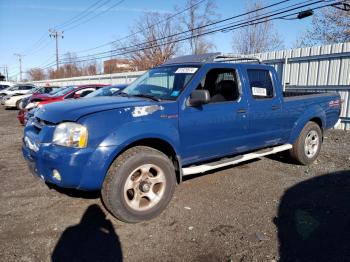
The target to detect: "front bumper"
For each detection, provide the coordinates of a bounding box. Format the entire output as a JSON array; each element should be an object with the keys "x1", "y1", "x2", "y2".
[
  {"x1": 22, "y1": 131, "x2": 118, "y2": 190},
  {"x1": 4, "y1": 100, "x2": 16, "y2": 107}
]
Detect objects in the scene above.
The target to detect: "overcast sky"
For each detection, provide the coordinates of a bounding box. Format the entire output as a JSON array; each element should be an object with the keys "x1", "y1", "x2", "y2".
[{"x1": 0, "y1": 0, "x2": 315, "y2": 79}]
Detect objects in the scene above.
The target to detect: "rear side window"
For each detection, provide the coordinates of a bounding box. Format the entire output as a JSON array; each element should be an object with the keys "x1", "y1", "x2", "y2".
[
  {"x1": 247, "y1": 69, "x2": 274, "y2": 99},
  {"x1": 19, "y1": 85, "x2": 34, "y2": 90}
]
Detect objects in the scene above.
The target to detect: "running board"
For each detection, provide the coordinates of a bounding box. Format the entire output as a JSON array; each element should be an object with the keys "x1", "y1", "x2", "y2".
[{"x1": 182, "y1": 144, "x2": 293, "y2": 176}]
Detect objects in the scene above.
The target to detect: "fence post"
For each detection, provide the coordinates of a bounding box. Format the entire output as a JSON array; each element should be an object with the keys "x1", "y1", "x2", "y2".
[{"x1": 282, "y1": 55, "x2": 288, "y2": 92}]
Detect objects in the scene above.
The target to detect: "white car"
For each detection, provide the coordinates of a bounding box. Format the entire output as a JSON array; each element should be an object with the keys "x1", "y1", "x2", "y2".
[
  {"x1": 2, "y1": 93, "x2": 32, "y2": 109},
  {"x1": 0, "y1": 81, "x2": 14, "y2": 91},
  {"x1": 0, "y1": 84, "x2": 37, "y2": 98}
]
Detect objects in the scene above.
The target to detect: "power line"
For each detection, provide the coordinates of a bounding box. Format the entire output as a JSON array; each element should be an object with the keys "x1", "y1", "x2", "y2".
[
  {"x1": 60, "y1": 0, "x2": 319, "y2": 62},
  {"x1": 71, "y1": 0, "x2": 207, "y2": 54},
  {"x1": 62, "y1": 0, "x2": 125, "y2": 32},
  {"x1": 53, "y1": 0, "x2": 108, "y2": 29},
  {"x1": 46, "y1": 0, "x2": 344, "y2": 67},
  {"x1": 29, "y1": 0, "x2": 205, "y2": 70},
  {"x1": 16, "y1": 0, "x2": 122, "y2": 58}
]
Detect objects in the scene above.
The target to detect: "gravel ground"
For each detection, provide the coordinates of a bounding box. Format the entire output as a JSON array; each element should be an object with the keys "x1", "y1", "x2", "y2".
[{"x1": 0, "y1": 108, "x2": 349, "y2": 262}]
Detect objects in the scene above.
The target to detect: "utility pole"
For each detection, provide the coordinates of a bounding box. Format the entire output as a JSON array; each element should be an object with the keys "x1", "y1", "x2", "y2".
[
  {"x1": 49, "y1": 29, "x2": 64, "y2": 70},
  {"x1": 14, "y1": 54, "x2": 24, "y2": 82},
  {"x1": 0, "y1": 66, "x2": 8, "y2": 81}
]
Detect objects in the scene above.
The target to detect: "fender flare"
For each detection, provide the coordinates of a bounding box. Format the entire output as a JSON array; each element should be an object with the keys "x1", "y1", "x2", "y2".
[{"x1": 288, "y1": 105, "x2": 326, "y2": 144}]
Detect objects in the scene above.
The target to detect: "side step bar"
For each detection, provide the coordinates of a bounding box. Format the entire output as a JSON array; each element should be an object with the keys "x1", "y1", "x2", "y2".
[{"x1": 182, "y1": 144, "x2": 293, "y2": 176}]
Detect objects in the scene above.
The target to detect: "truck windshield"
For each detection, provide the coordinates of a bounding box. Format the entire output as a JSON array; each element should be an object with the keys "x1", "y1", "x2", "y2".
[{"x1": 121, "y1": 65, "x2": 199, "y2": 101}]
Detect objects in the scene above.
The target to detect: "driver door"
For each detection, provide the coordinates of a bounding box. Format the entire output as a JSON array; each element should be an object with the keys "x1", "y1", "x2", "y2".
[{"x1": 179, "y1": 66, "x2": 250, "y2": 165}]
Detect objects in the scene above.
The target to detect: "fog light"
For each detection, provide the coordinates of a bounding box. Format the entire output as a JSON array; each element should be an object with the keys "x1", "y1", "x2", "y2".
[{"x1": 52, "y1": 169, "x2": 61, "y2": 182}]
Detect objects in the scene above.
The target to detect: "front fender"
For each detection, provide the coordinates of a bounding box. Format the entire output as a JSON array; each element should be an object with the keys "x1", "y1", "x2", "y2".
[
  {"x1": 100, "y1": 118, "x2": 180, "y2": 154},
  {"x1": 288, "y1": 104, "x2": 326, "y2": 144}
]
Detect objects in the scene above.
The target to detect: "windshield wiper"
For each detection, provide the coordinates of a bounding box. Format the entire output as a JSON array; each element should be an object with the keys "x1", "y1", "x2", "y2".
[
  {"x1": 116, "y1": 91, "x2": 130, "y2": 97},
  {"x1": 116, "y1": 92, "x2": 161, "y2": 102},
  {"x1": 131, "y1": 94, "x2": 162, "y2": 102}
]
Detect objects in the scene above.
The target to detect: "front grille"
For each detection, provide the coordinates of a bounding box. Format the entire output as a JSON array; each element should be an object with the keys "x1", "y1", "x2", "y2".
[
  {"x1": 31, "y1": 117, "x2": 54, "y2": 133},
  {"x1": 33, "y1": 117, "x2": 44, "y2": 130}
]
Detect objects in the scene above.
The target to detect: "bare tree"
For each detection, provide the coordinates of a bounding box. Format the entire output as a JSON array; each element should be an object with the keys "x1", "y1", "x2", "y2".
[
  {"x1": 28, "y1": 68, "x2": 45, "y2": 81},
  {"x1": 232, "y1": 0, "x2": 283, "y2": 54},
  {"x1": 85, "y1": 63, "x2": 97, "y2": 76},
  {"x1": 296, "y1": 6, "x2": 350, "y2": 47},
  {"x1": 62, "y1": 52, "x2": 80, "y2": 78},
  {"x1": 178, "y1": 0, "x2": 219, "y2": 54},
  {"x1": 117, "y1": 12, "x2": 180, "y2": 71}
]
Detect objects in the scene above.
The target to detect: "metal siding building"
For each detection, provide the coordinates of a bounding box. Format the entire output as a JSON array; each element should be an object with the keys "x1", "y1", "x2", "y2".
[
  {"x1": 258, "y1": 42, "x2": 350, "y2": 130},
  {"x1": 34, "y1": 42, "x2": 350, "y2": 130}
]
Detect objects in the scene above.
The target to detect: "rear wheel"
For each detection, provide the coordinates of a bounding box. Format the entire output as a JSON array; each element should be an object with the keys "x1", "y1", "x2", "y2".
[
  {"x1": 101, "y1": 146, "x2": 176, "y2": 223},
  {"x1": 290, "y1": 121, "x2": 322, "y2": 165}
]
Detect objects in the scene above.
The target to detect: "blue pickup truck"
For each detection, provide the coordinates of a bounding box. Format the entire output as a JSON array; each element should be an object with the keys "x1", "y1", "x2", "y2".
[{"x1": 22, "y1": 53, "x2": 341, "y2": 222}]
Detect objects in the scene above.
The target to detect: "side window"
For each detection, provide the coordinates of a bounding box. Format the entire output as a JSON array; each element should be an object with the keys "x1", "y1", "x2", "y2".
[
  {"x1": 196, "y1": 68, "x2": 240, "y2": 103},
  {"x1": 247, "y1": 69, "x2": 274, "y2": 99},
  {"x1": 20, "y1": 85, "x2": 34, "y2": 90},
  {"x1": 76, "y1": 88, "x2": 95, "y2": 95},
  {"x1": 65, "y1": 92, "x2": 75, "y2": 99}
]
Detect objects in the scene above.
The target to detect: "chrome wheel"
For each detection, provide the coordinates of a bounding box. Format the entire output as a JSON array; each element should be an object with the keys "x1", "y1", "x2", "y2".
[
  {"x1": 304, "y1": 130, "x2": 319, "y2": 158},
  {"x1": 123, "y1": 164, "x2": 166, "y2": 211}
]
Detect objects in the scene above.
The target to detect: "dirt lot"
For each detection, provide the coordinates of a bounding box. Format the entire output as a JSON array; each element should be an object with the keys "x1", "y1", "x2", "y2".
[{"x1": 0, "y1": 108, "x2": 349, "y2": 262}]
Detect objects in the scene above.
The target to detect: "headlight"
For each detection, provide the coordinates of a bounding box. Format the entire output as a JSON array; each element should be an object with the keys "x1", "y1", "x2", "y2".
[
  {"x1": 53, "y1": 122, "x2": 88, "y2": 148},
  {"x1": 25, "y1": 102, "x2": 39, "y2": 110}
]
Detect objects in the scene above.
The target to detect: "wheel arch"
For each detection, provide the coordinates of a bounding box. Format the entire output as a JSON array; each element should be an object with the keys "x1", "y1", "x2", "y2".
[
  {"x1": 107, "y1": 137, "x2": 182, "y2": 184},
  {"x1": 288, "y1": 106, "x2": 326, "y2": 144}
]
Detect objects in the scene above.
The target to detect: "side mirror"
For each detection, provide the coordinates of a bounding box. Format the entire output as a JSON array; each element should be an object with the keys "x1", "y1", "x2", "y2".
[
  {"x1": 189, "y1": 90, "x2": 210, "y2": 106},
  {"x1": 73, "y1": 93, "x2": 81, "y2": 99}
]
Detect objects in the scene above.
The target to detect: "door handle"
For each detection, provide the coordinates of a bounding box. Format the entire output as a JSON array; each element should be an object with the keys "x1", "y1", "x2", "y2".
[
  {"x1": 271, "y1": 105, "x2": 280, "y2": 110},
  {"x1": 237, "y1": 109, "x2": 247, "y2": 114}
]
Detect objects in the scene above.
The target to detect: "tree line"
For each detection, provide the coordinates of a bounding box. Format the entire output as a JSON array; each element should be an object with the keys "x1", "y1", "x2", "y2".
[{"x1": 27, "y1": 0, "x2": 350, "y2": 81}]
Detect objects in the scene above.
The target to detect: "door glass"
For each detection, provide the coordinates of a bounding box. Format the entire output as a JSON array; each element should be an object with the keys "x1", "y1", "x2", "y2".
[
  {"x1": 196, "y1": 68, "x2": 240, "y2": 103},
  {"x1": 247, "y1": 69, "x2": 274, "y2": 99}
]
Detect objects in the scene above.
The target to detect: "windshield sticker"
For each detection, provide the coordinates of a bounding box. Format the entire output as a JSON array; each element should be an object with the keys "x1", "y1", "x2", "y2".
[
  {"x1": 170, "y1": 91, "x2": 180, "y2": 97},
  {"x1": 175, "y1": 68, "x2": 198, "y2": 74},
  {"x1": 252, "y1": 87, "x2": 267, "y2": 97}
]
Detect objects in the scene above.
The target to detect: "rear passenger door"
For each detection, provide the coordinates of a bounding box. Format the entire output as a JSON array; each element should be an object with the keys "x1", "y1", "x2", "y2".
[{"x1": 244, "y1": 67, "x2": 284, "y2": 148}]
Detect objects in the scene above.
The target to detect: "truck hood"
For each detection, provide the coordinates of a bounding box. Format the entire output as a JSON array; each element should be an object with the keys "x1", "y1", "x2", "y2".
[{"x1": 35, "y1": 96, "x2": 156, "y2": 123}]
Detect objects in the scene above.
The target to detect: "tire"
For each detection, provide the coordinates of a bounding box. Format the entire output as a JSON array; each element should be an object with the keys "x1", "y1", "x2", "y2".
[
  {"x1": 101, "y1": 146, "x2": 176, "y2": 223},
  {"x1": 290, "y1": 121, "x2": 322, "y2": 165},
  {"x1": 16, "y1": 99, "x2": 21, "y2": 109}
]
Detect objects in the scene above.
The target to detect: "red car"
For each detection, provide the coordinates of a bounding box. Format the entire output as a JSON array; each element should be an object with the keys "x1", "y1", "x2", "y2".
[{"x1": 17, "y1": 84, "x2": 109, "y2": 125}]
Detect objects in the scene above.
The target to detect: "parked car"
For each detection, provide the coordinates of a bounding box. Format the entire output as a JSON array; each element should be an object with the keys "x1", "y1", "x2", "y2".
[
  {"x1": 18, "y1": 86, "x2": 61, "y2": 110},
  {"x1": 3, "y1": 86, "x2": 61, "y2": 109},
  {"x1": 84, "y1": 84, "x2": 127, "y2": 98},
  {"x1": 0, "y1": 81, "x2": 14, "y2": 90},
  {"x1": 22, "y1": 53, "x2": 341, "y2": 223},
  {"x1": 0, "y1": 84, "x2": 37, "y2": 98},
  {"x1": 18, "y1": 84, "x2": 108, "y2": 125}
]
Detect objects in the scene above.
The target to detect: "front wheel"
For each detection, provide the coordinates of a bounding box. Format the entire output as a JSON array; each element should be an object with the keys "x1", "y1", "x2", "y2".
[
  {"x1": 101, "y1": 146, "x2": 176, "y2": 223},
  {"x1": 290, "y1": 121, "x2": 322, "y2": 165}
]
